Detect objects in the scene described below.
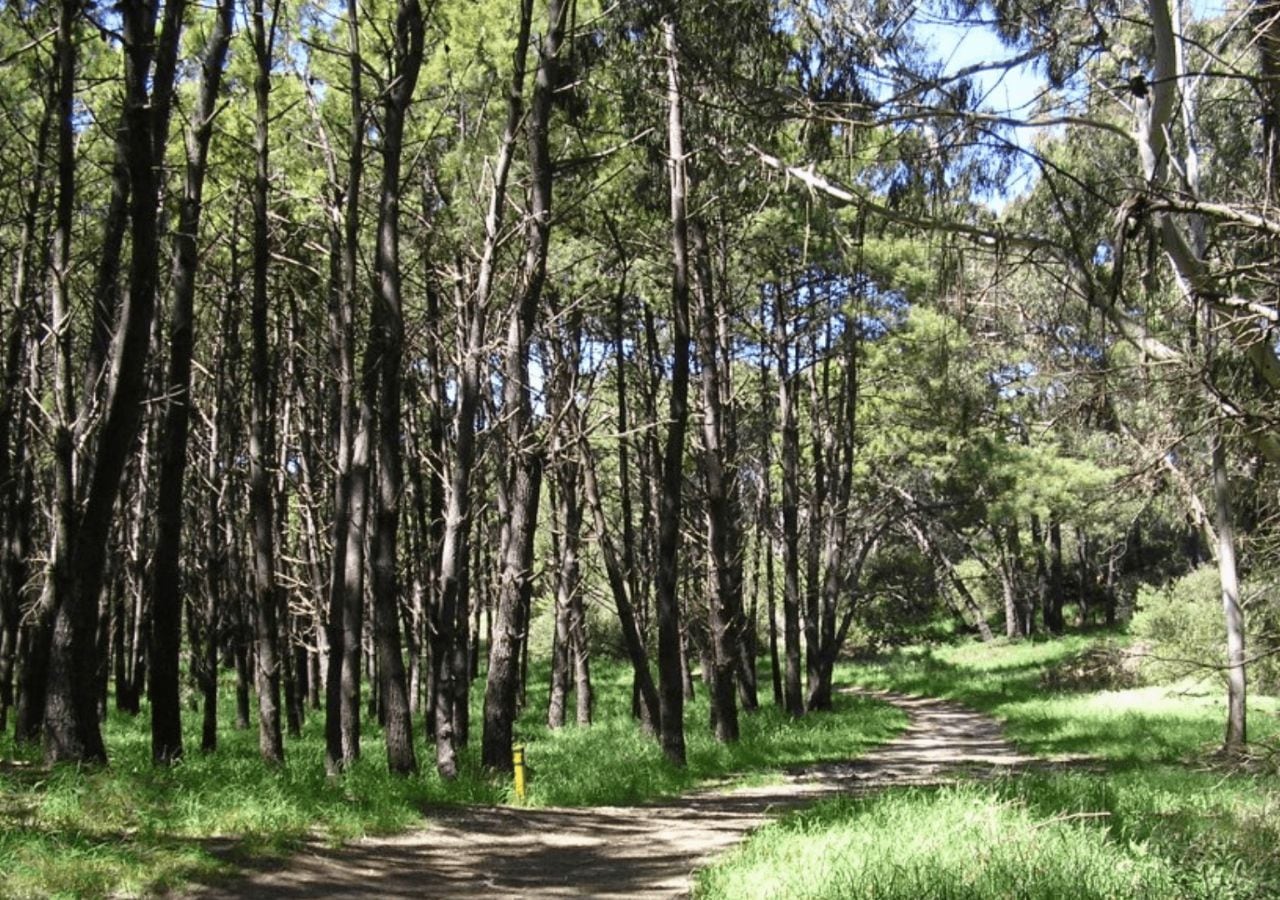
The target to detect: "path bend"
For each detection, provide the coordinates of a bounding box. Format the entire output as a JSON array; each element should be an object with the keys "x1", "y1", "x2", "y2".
[{"x1": 193, "y1": 691, "x2": 1032, "y2": 899}]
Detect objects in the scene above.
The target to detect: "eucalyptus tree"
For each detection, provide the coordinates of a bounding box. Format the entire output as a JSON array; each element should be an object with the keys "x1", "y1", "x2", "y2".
[
  {"x1": 743, "y1": 0, "x2": 1277, "y2": 748},
  {"x1": 976, "y1": 0, "x2": 1272, "y2": 747}
]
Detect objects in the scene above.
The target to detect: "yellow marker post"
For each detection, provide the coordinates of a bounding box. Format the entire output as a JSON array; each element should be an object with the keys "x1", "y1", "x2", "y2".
[{"x1": 512, "y1": 744, "x2": 527, "y2": 802}]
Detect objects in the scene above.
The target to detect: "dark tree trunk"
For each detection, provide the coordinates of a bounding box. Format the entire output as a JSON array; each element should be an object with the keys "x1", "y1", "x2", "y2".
[
  {"x1": 46, "y1": 0, "x2": 185, "y2": 765},
  {"x1": 601, "y1": 224, "x2": 648, "y2": 726},
  {"x1": 1048, "y1": 518, "x2": 1065, "y2": 632},
  {"x1": 483, "y1": 456, "x2": 542, "y2": 771},
  {"x1": 1030, "y1": 514, "x2": 1052, "y2": 633},
  {"x1": 2, "y1": 455, "x2": 34, "y2": 737},
  {"x1": 481, "y1": 0, "x2": 563, "y2": 772},
  {"x1": 546, "y1": 317, "x2": 591, "y2": 730},
  {"x1": 546, "y1": 478, "x2": 571, "y2": 730},
  {"x1": 802, "y1": 348, "x2": 826, "y2": 708},
  {"x1": 41, "y1": 0, "x2": 86, "y2": 764},
  {"x1": 14, "y1": 583, "x2": 52, "y2": 744},
  {"x1": 367, "y1": 0, "x2": 424, "y2": 776},
  {"x1": 0, "y1": 90, "x2": 50, "y2": 736},
  {"x1": 433, "y1": 0, "x2": 532, "y2": 779},
  {"x1": 148, "y1": 0, "x2": 232, "y2": 766},
  {"x1": 1075, "y1": 527, "x2": 1092, "y2": 626},
  {"x1": 232, "y1": 614, "x2": 251, "y2": 729},
  {"x1": 579, "y1": 427, "x2": 658, "y2": 721},
  {"x1": 198, "y1": 457, "x2": 224, "y2": 752},
  {"x1": 324, "y1": 0, "x2": 365, "y2": 776},
  {"x1": 652, "y1": 14, "x2": 694, "y2": 767},
  {"x1": 248, "y1": 0, "x2": 284, "y2": 765},
  {"x1": 691, "y1": 222, "x2": 738, "y2": 742},
  {"x1": 757, "y1": 295, "x2": 782, "y2": 707}
]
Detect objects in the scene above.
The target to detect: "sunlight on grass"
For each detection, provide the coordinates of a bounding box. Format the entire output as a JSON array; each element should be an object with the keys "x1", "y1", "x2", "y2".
[
  {"x1": 494, "y1": 665, "x2": 904, "y2": 807},
  {"x1": 0, "y1": 660, "x2": 904, "y2": 897},
  {"x1": 845, "y1": 637, "x2": 1280, "y2": 762},
  {"x1": 697, "y1": 775, "x2": 1280, "y2": 900},
  {"x1": 701, "y1": 633, "x2": 1280, "y2": 899}
]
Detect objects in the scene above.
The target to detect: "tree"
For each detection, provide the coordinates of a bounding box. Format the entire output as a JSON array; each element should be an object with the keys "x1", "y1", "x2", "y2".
[
  {"x1": 44, "y1": 0, "x2": 187, "y2": 766},
  {"x1": 367, "y1": 0, "x2": 426, "y2": 776},
  {"x1": 482, "y1": 0, "x2": 565, "y2": 773},
  {"x1": 148, "y1": 0, "x2": 234, "y2": 766}
]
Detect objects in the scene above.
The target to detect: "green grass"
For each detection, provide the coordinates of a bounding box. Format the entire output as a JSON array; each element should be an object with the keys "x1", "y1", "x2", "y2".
[
  {"x1": 515, "y1": 664, "x2": 904, "y2": 806},
  {"x1": 847, "y1": 636, "x2": 1280, "y2": 762},
  {"x1": 0, "y1": 661, "x2": 904, "y2": 898},
  {"x1": 697, "y1": 634, "x2": 1280, "y2": 899}
]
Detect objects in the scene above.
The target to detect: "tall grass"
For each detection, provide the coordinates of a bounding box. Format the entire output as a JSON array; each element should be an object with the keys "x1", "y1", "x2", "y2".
[
  {"x1": 0, "y1": 660, "x2": 903, "y2": 898},
  {"x1": 697, "y1": 634, "x2": 1280, "y2": 899}
]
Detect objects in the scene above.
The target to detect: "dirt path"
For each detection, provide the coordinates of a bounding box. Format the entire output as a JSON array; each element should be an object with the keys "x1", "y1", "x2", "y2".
[{"x1": 192, "y1": 691, "x2": 1034, "y2": 899}]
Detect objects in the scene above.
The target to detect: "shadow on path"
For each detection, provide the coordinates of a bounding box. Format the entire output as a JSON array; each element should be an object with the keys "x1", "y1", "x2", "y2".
[{"x1": 190, "y1": 691, "x2": 1037, "y2": 899}]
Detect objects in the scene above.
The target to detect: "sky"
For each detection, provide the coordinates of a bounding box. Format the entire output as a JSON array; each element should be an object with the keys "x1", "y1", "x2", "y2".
[
  {"x1": 918, "y1": 0, "x2": 1233, "y2": 111},
  {"x1": 910, "y1": 0, "x2": 1236, "y2": 204}
]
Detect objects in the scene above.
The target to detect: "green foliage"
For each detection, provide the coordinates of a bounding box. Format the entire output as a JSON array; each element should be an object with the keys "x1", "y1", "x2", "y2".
[
  {"x1": 525, "y1": 589, "x2": 629, "y2": 664},
  {"x1": 1132, "y1": 566, "x2": 1280, "y2": 695}
]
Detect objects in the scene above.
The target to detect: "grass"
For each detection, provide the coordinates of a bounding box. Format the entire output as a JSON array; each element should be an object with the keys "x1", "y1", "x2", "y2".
[
  {"x1": 515, "y1": 664, "x2": 904, "y2": 806},
  {"x1": 0, "y1": 660, "x2": 905, "y2": 898},
  {"x1": 696, "y1": 633, "x2": 1280, "y2": 899}
]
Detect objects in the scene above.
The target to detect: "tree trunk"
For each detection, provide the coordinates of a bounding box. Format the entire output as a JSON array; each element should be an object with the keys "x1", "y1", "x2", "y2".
[
  {"x1": 45, "y1": 0, "x2": 186, "y2": 765},
  {"x1": 774, "y1": 282, "x2": 805, "y2": 717},
  {"x1": 604, "y1": 231, "x2": 649, "y2": 729},
  {"x1": 147, "y1": 0, "x2": 232, "y2": 766},
  {"x1": 547, "y1": 316, "x2": 592, "y2": 730},
  {"x1": 692, "y1": 222, "x2": 738, "y2": 742},
  {"x1": 578, "y1": 432, "x2": 659, "y2": 728},
  {"x1": 432, "y1": 0, "x2": 533, "y2": 778},
  {"x1": 324, "y1": 0, "x2": 365, "y2": 776},
  {"x1": 757, "y1": 296, "x2": 782, "y2": 707},
  {"x1": 546, "y1": 478, "x2": 571, "y2": 730},
  {"x1": 367, "y1": 0, "x2": 424, "y2": 776},
  {"x1": 655, "y1": 14, "x2": 694, "y2": 765},
  {"x1": 0, "y1": 90, "x2": 50, "y2": 736},
  {"x1": 481, "y1": 0, "x2": 563, "y2": 772},
  {"x1": 483, "y1": 455, "x2": 542, "y2": 771},
  {"x1": 1212, "y1": 434, "x2": 1247, "y2": 749},
  {"x1": 248, "y1": 0, "x2": 284, "y2": 765}
]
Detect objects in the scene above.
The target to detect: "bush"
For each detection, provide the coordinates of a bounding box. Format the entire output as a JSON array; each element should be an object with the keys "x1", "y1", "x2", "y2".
[
  {"x1": 525, "y1": 589, "x2": 630, "y2": 663},
  {"x1": 1038, "y1": 641, "x2": 1144, "y2": 692},
  {"x1": 1131, "y1": 566, "x2": 1280, "y2": 694}
]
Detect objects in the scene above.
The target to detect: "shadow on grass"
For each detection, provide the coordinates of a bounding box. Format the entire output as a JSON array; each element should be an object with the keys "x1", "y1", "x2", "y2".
[{"x1": 0, "y1": 659, "x2": 910, "y2": 897}]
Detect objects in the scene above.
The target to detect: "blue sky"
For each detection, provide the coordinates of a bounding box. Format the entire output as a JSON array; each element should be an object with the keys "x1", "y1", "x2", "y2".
[
  {"x1": 911, "y1": 0, "x2": 1235, "y2": 204},
  {"x1": 918, "y1": 0, "x2": 1233, "y2": 114}
]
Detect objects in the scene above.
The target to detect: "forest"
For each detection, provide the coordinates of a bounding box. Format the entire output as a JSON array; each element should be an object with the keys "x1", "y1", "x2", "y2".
[{"x1": 1, "y1": 0, "x2": 1278, "y2": 896}]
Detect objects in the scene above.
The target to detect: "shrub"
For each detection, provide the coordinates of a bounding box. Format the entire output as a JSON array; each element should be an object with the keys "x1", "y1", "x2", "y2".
[{"x1": 1131, "y1": 566, "x2": 1280, "y2": 693}]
